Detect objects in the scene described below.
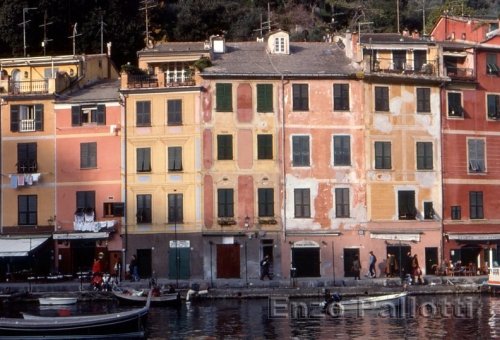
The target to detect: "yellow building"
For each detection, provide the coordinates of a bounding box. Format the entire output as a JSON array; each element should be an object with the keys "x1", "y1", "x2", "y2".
[
  {"x1": 120, "y1": 43, "x2": 208, "y2": 279},
  {"x1": 0, "y1": 54, "x2": 116, "y2": 280}
]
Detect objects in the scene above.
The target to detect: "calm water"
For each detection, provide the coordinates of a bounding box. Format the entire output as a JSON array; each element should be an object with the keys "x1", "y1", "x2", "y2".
[{"x1": 2, "y1": 294, "x2": 500, "y2": 339}]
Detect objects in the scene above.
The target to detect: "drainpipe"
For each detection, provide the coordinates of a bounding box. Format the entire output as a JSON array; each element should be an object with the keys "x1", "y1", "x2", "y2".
[{"x1": 120, "y1": 92, "x2": 128, "y2": 273}]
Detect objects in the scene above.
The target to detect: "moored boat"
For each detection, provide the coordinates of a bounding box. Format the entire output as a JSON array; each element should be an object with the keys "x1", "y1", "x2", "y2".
[
  {"x1": 38, "y1": 297, "x2": 77, "y2": 305},
  {"x1": 487, "y1": 267, "x2": 500, "y2": 287},
  {"x1": 113, "y1": 287, "x2": 181, "y2": 307},
  {"x1": 0, "y1": 292, "x2": 151, "y2": 337},
  {"x1": 322, "y1": 291, "x2": 408, "y2": 311}
]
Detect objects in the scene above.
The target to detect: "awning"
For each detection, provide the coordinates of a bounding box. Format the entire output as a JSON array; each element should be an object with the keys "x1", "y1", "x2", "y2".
[
  {"x1": 53, "y1": 232, "x2": 109, "y2": 240},
  {"x1": 370, "y1": 233, "x2": 421, "y2": 242},
  {"x1": 447, "y1": 233, "x2": 500, "y2": 241},
  {"x1": 0, "y1": 237, "x2": 49, "y2": 257}
]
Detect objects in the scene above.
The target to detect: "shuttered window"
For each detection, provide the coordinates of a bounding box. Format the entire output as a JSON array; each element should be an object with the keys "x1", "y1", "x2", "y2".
[{"x1": 80, "y1": 142, "x2": 97, "y2": 168}]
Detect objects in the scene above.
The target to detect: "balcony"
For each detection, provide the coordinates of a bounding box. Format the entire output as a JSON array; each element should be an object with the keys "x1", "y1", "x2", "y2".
[
  {"x1": 0, "y1": 78, "x2": 62, "y2": 95},
  {"x1": 17, "y1": 160, "x2": 38, "y2": 174},
  {"x1": 20, "y1": 119, "x2": 35, "y2": 132},
  {"x1": 445, "y1": 66, "x2": 475, "y2": 80},
  {"x1": 123, "y1": 72, "x2": 196, "y2": 89},
  {"x1": 366, "y1": 58, "x2": 439, "y2": 77}
]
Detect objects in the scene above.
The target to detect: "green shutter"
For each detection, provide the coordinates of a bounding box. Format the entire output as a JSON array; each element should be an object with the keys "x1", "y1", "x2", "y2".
[
  {"x1": 35, "y1": 104, "x2": 44, "y2": 131},
  {"x1": 96, "y1": 104, "x2": 106, "y2": 125},
  {"x1": 71, "y1": 105, "x2": 81, "y2": 126},
  {"x1": 216, "y1": 83, "x2": 232, "y2": 112},
  {"x1": 257, "y1": 84, "x2": 272, "y2": 112},
  {"x1": 10, "y1": 105, "x2": 19, "y2": 132}
]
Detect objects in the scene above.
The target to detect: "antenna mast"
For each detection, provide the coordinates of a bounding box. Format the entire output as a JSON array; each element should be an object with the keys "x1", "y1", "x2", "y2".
[
  {"x1": 139, "y1": 0, "x2": 157, "y2": 47},
  {"x1": 19, "y1": 7, "x2": 37, "y2": 57},
  {"x1": 98, "y1": 15, "x2": 107, "y2": 54},
  {"x1": 68, "y1": 23, "x2": 82, "y2": 55},
  {"x1": 39, "y1": 11, "x2": 53, "y2": 56}
]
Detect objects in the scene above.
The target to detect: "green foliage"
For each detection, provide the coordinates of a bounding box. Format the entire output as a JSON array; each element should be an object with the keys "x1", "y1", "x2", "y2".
[{"x1": 193, "y1": 57, "x2": 212, "y2": 71}]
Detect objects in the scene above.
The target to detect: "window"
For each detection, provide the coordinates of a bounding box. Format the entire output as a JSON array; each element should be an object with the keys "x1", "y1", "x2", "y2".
[
  {"x1": 18, "y1": 195, "x2": 37, "y2": 225},
  {"x1": 487, "y1": 53, "x2": 499, "y2": 75},
  {"x1": 374, "y1": 86, "x2": 389, "y2": 111},
  {"x1": 257, "y1": 84, "x2": 273, "y2": 112},
  {"x1": 17, "y1": 143, "x2": 37, "y2": 173},
  {"x1": 257, "y1": 134, "x2": 273, "y2": 160},
  {"x1": 168, "y1": 193, "x2": 183, "y2": 223},
  {"x1": 487, "y1": 94, "x2": 500, "y2": 119},
  {"x1": 414, "y1": 50, "x2": 427, "y2": 72},
  {"x1": 416, "y1": 142, "x2": 433, "y2": 170},
  {"x1": 168, "y1": 146, "x2": 183, "y2": 171},
  {"x1": 398, "y1": 190, "x2": 416, "y2": 220},
  {"x1": 333, "y1": 135, "x2": 351, "y2": 166},
  {"x1": 167, "y1": 99, "x2": 182, "y2": 125},
  {"x1": 333, "y1": 84, "x2": 349, "y2": 111},
  {"x1": 392, "y1": 50, "x2": 406, "y2": 70},
  {"x1": 137, "y1": 194, "x2": 152, "y2": 223},
  {"x1": 374, "y1": 141, "x2": 391, "y2": 169},
  {"x1": 217, "y1": 135, "x2": 233, "y2": 160},
  {"x1": 136, "y1": 148, "x2": 151, "y2": 172},
  {"x1": 136, "y1": 101, "x2": 151, "y2": 126},
  {"x1": 103, "y1": 202, "x2": 124, "y2": 217},
  {"x1": 216, "y1": 83, "x2": 232, "y2": 112},
  {"x1": 71, "y1": 105, "x2": 105, "y2": 126},
  {"x1": 292, "y1": 135, "x2": 310, "y2": 167},
  {"x1": 292, "y1": 84, "x2": 309, "y2": 111},
  {"x1": 217, "y1": 189, "x2": 234, "y2": 217},
  {"x1": 76, "y1": 191, "x2": 95, "y2": 211},
  {"x1": 258, "y1": 188, "x2": 274, "y2": 217},
  {"x1": 424, "y1": 202, "x2": 434, "y2": 219},
  {"x1": 469, "y1": 191, "x2": 484, "y2": 219},
  {"x1": 451, "y1": 206, "x2": 461, "y2": 220},
  {"x1": 274, "y1": 37, "x2": 285, "y2": 53},
  {"x1": 44, "y1": 67, "x2": 58, "y2": 78},
  {"x1": 335, "y1": 188, "x2": 350, "y2": 218},
  {"x1": 468, "y1": 139, "x2": 485, "y2": 172},
  {"x1": 80, "y1": 142, "x2": 97, "y2": 169},
  {"x1": 294, "y1": 188, "x2": 311, "y2": 218},
  {"x1": 416, "y1": 88, "x2": 431, "y2": 113},
  {"x1": 448, "y1": 92, "x2": 463, "y2": 117},
  {"x1": 10, "y1": 104, "x2": 43, "y2": 132}
]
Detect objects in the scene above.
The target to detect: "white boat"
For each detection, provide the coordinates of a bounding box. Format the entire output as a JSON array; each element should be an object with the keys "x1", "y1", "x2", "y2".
[
  {"x1": 323, "y1": 292, "x2": 408, "y2": 311},
  {"x1": 487, "y1": 267, "x2": 500, "y2": 287},
  {"x1": 38, "y1": 297, "x2": 77, "y2": 305}
]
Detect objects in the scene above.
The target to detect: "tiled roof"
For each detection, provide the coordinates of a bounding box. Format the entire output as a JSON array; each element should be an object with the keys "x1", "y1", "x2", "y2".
[
  {"x1": 202, "y1": 41, "x2": 359, "y2": 77},
  {"x1": 360, "y1": 33, "x2": 432, "y2": 45},
  {"x1": 138, "y1": 42, "x2": 208, "y2": 55},
  {"x1": 60, "y1": 80, "x2": 120, "y2": 103}
]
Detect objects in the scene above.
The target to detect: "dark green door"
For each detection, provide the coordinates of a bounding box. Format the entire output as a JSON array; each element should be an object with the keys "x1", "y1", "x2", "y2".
[
  {"x1": 425, "y1": 247, "x2": 438, "y2": 274},
  {"x1": 169, "y1": 247, "x2": 190, "y2": 279}
]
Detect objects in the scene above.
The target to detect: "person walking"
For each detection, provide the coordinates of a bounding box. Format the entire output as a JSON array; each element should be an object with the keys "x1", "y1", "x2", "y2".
[
  {"x1": 412, "y1": 254, "x2": 423, "y2": 284},
  {"x1": 368, "y1": 251, "x2": 377, "y2": 278},
  {"x1": 129, "y1": 254, "x2": 139, "y2": 282},
  {"x1": 260, "y1": 255, "x2": 272, "y2": 280},
  {"x1": 352, "y1": 255, "x2": 361, "y2": 280}
]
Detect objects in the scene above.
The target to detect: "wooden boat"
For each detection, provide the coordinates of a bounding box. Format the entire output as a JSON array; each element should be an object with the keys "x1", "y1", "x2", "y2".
[
  {"x1": 113, "y1": 287, "x2": 181, "y2": 307},
  {"x1": 0, "y1": 292, "x2": 151, "y2": 337},
  {"x1": 39, "y1": 297, "x2": 77, "y2": 305},
  {"x1": 323, "y1": 292, "x2": 408, "y2": 311}
]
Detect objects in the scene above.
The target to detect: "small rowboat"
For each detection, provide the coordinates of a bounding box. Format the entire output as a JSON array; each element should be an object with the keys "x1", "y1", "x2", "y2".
[
  {"x1": 113, "y1": 288, "x2": 181, "y2": 307},
  {"x1": 39, "y1": 297, "x2": 77, "y2": 305},
  {"x1": 323, "y1": 291, "x2": 408, "y2": 311}
]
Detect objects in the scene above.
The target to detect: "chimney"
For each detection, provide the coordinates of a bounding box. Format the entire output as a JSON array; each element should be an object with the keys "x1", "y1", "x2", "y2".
[{"x1": 412, "y1": 30, "x2": 420, "y2": 39}]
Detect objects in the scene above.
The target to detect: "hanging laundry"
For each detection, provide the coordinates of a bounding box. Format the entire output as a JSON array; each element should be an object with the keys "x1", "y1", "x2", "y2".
[
  {"x1": 17, "y1": 175, "x2": 25, "y2": 186},
  {"x1": 32, "y1": 173, "x2": 41, "y2": 182},
  {"x1": 25, "y1": 174, "x2": 33, "y2": 185},
  {"x1": 10, "y1": 175, "x2": 17, "y2": 189}
]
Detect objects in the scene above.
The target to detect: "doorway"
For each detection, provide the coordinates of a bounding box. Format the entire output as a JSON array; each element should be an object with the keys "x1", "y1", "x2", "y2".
[
  {"x1": 386, "y1": 245, "x2": 411, "y2": 277},
  {"x1": 169, "y1": 246, "x2": 190, "y2": 280},
  {"x1": 343, "y1": 248, "x2": 360, "y2": 277},
  {"x1": 292, "y1": 247, "x2": 320, "y2": 277},
  {"x1": 137, "y1": 248, "x2": 152, "y2": 278},
  {"x1": 425, "y1": 247, "x2": 438, "y2": 274},
  {"x1": 216, "y1": 244, "x2": 240, "y2": 278}
]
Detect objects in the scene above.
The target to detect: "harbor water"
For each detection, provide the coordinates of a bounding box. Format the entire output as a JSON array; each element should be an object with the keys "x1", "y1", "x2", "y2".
[{"x1": 1, "y1": 293, "x2": 499, "y2": 339}]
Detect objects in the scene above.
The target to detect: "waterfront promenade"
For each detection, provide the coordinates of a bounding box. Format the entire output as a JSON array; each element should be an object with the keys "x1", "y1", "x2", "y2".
[{"x1": 0, "y1": 274, "x2": 490, "y2": 300}]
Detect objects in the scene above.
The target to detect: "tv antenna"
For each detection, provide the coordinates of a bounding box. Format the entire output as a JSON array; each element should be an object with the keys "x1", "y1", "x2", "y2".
[
  {"x1": 19, "y1": 7, "x2": 37, "y2": 57},
  {"x1": 253, "y1": 2, "x2": 276, "y2": 37},
  {"x1": 39, "y1": 10, "x2": 53, "y2": 56},
  {"x1": 68, "y1": 23, "x2": 82, "y2": 55},
  {"x1": 140, "y1": 0, "x2": 157, "y2": 47},
  {"x1": 97, "y1": 15, "x2": 107, "y2": 54}
]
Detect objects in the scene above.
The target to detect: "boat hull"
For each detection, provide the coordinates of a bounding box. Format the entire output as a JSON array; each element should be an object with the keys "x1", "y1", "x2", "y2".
[
  {"x1": 39, "y1": 297, "x2": 77, "y2": 305},
  {"x1": 324, "y1": 292, "x2": 408, "y2": 311},
  {"x1": 113, "y1": 289, "x2": 181, "y2": 307}
]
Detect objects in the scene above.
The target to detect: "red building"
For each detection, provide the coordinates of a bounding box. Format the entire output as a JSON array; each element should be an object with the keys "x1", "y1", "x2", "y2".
[{"x1": 431, "y1": 15, "x2": 500, "y2": 271}]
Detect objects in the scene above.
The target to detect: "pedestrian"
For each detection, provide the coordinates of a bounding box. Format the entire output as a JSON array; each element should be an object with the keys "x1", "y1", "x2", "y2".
[
  {"x1": 260, "y1": 255, "x2": 272, "y2": 280},
  {"x1": 91, "y1": 252, "x2": 104, "y2": 289},
  {"x1": 368, "y1": 251, "x2": 377, "y2": 278},
  {"x1": 129, "y1": 254, "x2": 139, "y2": 282},
  {"x1": 404, "y1": 251, "x2": 413, "y2": 281},
  {"x1": 113, "y1": 256, "x2": 122, "y2": 284},
  {"x1": 412, "y1": 254, "x2": 423, "y2": 284},
  {"x1": 352, "y1": 255, "x2": 361, "y2": 280}
]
